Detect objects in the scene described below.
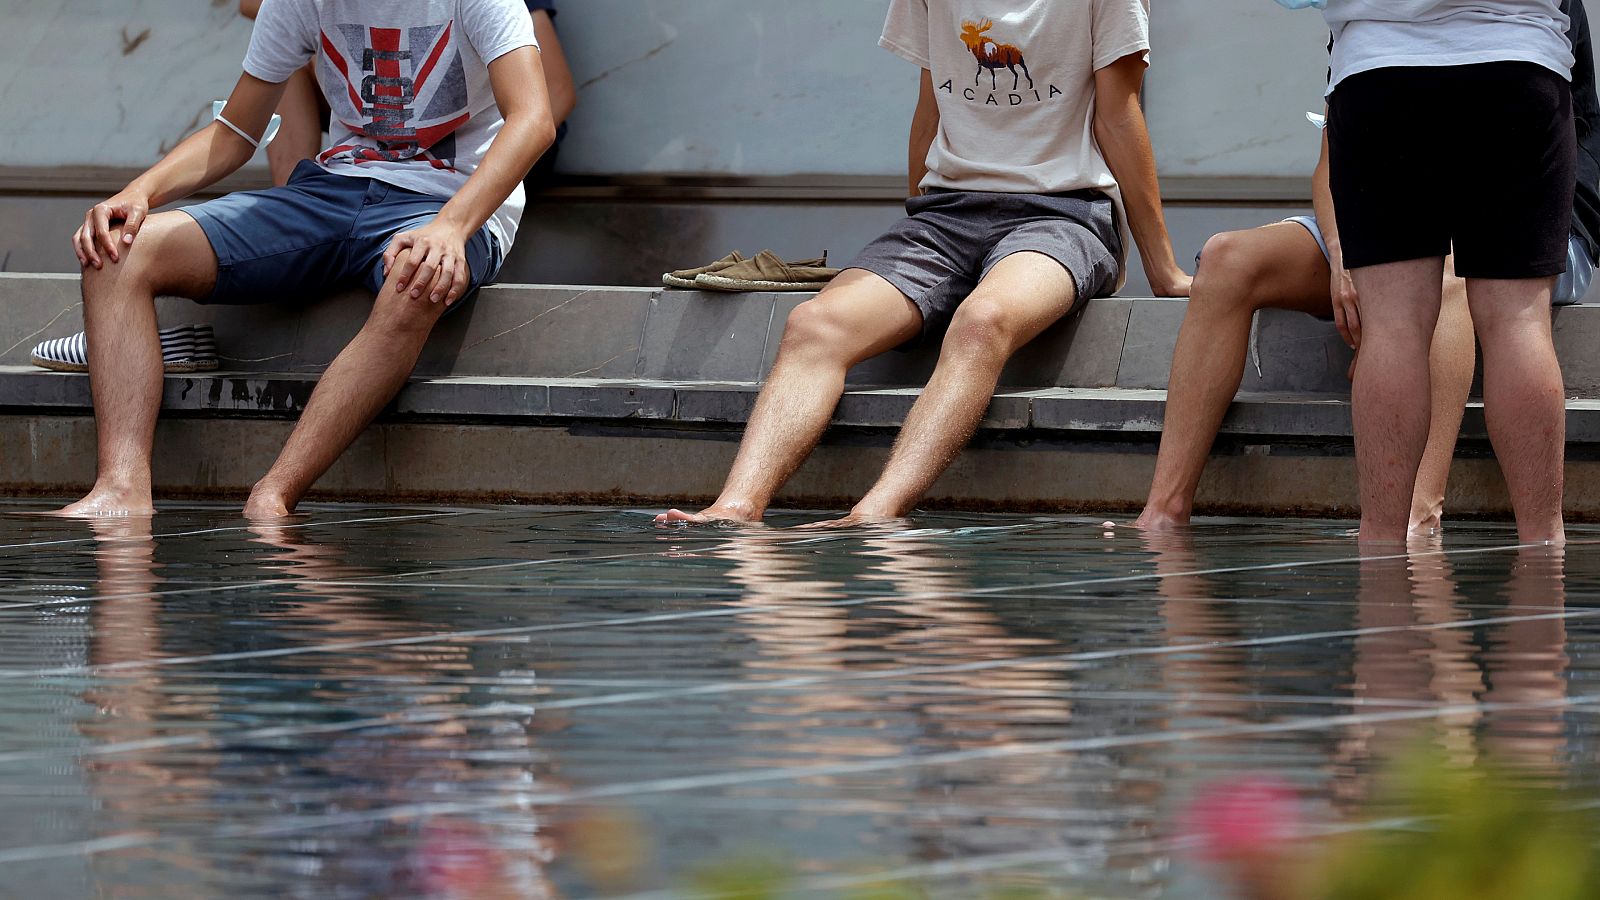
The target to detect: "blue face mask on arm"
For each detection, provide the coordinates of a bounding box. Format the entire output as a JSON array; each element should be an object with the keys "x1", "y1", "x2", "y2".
[{"x1": 1274, "y1": 0, "x2": 1327, "y2": 8}]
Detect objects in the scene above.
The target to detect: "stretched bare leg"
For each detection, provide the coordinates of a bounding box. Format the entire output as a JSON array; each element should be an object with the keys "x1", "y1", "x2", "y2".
[
  {"x1": 1136, "y1": 224, "x2": 1332, "y2": 529},
  {"x1": 1409, "y1": 257, "x2": 1475, "y2": 534},
  {"x1": 1468, "y1": 276, "x2": 1565, "y2": 544},
  {"x1": 811, "y1": 252, "x2": 1076, "y2": 526},
  {"x1": 53, "y1": 212, "x2": 217, "y2": 517},
  {"x1": 655, "y1": 269, "x2": 922, "y2": 524},
  {"x1": 1350, "y1": 258, "x2": 1447, "y2": 542},
  {"x1": 243, "y1": 251, "x2": 448, "y2": 518}
]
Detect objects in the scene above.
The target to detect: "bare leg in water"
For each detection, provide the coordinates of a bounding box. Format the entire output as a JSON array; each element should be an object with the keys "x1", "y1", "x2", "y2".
[
  {"x1": 655, "y1": 269, "x2": 922, "y2": 525},
  {"x1": 1134, "y1": 226, "x2": 1476, "y2": 535},
  {"x1": 805, "y1": 252, "x2": 1078, "y2": 527},
  {"x1": 52, "y1": 212, "x2": 217, "y2": 517}
]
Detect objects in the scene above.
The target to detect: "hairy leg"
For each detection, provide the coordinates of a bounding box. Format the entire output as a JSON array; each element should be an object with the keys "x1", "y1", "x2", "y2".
[
  {"x1": 244, "y1": 250, "x2": 449, "y2": 518},
  {"x1": 817, "y1": 252, "x2": 1076, "y2": 525},
  {"x1": 1409, "y1": 257, "x2": 1475, "y2": 534},
  {"x1": 1350, "y1": 258, "x2": 1447, "y2": 542},
  {"x1": 54, "y1": 212, "x2": 217, "y2": 517},
  {"x1": 1136, "y1": 224, "x2": 1332, "y2": 529},
  {"x1": 1467, "y1": 276, "x2": 1565, "y2": 544},
  {"x1": 266, "y1": 63, "x2": 323, "y2": 188},
  {"x1": 655, "y1": 269, "x2": 922, "y2": 525}
]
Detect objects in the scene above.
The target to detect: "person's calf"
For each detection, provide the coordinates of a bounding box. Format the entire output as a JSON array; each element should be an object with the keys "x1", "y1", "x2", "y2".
[
  {"x1": 57, "y1": 214, "x2": 218, "y2": 518},
  {"x1": 1468, "y1": 277, "x2": 1565, "y2": 544},
  {"x1": 248, "y1": 281, "x2": 451, "y2": 517}
]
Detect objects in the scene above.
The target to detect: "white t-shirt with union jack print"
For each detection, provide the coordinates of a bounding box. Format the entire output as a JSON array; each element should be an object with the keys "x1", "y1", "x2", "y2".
[{"x1": 243, "y1": 0, "x2": 538, "y2": 253}]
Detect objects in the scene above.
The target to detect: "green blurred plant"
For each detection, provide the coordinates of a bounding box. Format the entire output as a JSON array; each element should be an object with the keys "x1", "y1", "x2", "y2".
[
  {"x1": 641, "y1": 748, "x2": 1600, "y2": 899},
  {"x1": 686, "y1": 855, "x2": 1069, "y2": 900},
  {"x1": 1311, "y1": 752, "x2": 1600, "y2": 900}
]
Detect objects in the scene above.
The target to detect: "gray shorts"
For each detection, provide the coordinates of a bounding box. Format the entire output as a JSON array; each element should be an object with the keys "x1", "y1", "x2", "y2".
[
  {"x1": 847, "y1": 189, "x2": 1121, "y2": 346},
  {"x1": 1283, "y1": 214, "x2": 1593, "y2": 306}
]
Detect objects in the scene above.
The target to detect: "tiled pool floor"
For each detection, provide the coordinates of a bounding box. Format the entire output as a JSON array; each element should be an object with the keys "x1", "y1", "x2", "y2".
[{"x1": 1, "y1": 504, "x2": 1596, "y2": 897}]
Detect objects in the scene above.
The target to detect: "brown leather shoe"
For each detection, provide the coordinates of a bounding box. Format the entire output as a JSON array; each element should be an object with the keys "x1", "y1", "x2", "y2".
[
  {"x1": 693, "y1": 250, "x2": 841, "y2": 292},
  {"x1": 663, "y1": 251, "x2": 745, "y2": 289}
]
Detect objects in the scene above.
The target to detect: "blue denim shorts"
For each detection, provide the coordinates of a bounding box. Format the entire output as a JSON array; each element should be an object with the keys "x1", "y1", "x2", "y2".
[{"x1": 180, "y1": 160, "x2": 502, "y2": 307}]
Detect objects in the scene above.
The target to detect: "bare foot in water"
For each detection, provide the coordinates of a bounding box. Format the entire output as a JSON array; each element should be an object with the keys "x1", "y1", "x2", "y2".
[
  {"x1": 48, "y1": 485, "x2": 155, "y2": 518},
  {"x1": 654, "y1": 503, "x2": 761, "y2": 526},
  {"x1": 1127, "y1": 507, "x2": 1191, "y2": 532},
  {"x1": 797, "y1": 506, "x2": 909, "y2": 530},
  {"x1": 243, "y1": 488, "x2": 295, "y2": 521}
]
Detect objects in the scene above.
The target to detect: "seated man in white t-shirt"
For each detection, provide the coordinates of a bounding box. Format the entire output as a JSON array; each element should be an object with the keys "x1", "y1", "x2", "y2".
[
  {"x1": 55, "y1": 0, "x2": 556, "y2": 518},
  {"x1": 659, "y1": 0, "x2": 1190, "y2": 527}
]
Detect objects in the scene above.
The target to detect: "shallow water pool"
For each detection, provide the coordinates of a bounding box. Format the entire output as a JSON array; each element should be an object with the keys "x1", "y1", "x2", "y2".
[{"x1": 1, "y1": 503, "x2": 1597, "y2": 898}]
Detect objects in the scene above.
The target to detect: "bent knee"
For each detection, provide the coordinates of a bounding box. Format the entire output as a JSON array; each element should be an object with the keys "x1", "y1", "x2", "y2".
[
  {"x1": 368, "y1": 288, "x2": 449, "y2": 338},
  {"x1": 776, "y1": 300, "x2": 866, "y2": 360},
  {"x1": 83, "y1": 213, "x2": 217, "y2": 299},
  {"x1": 1191, "y1": 232, "x2": 1267, "y2": 310},
  {"x1": 81, "y1": 243, "x2": 162, "y2": 300},
  {"x1": 944, "y1": 298, "x2": 1021, "y2": 358}
]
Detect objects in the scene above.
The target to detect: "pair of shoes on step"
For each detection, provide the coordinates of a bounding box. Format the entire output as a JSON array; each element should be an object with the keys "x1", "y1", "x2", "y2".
[
  {"x1": 663, "y1": 250, "x2": 841, "y2": 292},
  {"x1": 30, "y1": 324, "x2": 220, "y2": 374}
]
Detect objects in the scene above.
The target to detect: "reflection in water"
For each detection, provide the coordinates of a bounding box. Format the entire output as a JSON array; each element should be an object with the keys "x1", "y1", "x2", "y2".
[
  {"x1": 709, "y1": 529, "x2": 1084, "y2": 891},
  {"x1": 1482, "y1": 547, "x2": 1569, "y2": 776},
  {"x1": 0, "y1": 508, "x2": 1595, "y2": 898},
  {"x1": 77, "y1": 521, "x2": 555, "y2": 898}
]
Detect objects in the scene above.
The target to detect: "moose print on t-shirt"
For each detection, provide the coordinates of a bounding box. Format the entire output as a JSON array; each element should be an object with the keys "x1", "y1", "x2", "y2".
[
  {"x1": 960, "y1": 18, "x2": 1033, "y2": 91},
  {"x1": 940, "y1": 17, "x2": 1061, "y2": 107}
]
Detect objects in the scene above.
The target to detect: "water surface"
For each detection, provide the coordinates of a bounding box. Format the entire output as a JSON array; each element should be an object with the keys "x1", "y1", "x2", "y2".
[{"x1": 1, "y1": 504, "x2": 1596, "y2": 897}]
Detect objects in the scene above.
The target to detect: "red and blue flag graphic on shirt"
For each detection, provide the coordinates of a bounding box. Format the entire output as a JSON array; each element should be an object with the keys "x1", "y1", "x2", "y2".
[{"x1": 318, "y1": 22, "x2": 470, "y2": 171}]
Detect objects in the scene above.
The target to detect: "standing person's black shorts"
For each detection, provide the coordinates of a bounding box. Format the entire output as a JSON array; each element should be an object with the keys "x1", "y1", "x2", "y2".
[{"x1": 1327, "y1": 61, "x2": 1577, "y2": 279}]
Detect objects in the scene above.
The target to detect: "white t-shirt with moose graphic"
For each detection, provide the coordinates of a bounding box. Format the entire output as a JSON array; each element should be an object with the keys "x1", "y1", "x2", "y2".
[{"x1": 881, "y1": 0, "x2": 1150, "y2": 271}]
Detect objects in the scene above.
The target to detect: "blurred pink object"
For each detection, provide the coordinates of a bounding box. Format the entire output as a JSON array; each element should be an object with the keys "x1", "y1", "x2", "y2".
[{"x1": 1182, "y1": 777, "x2": 1303, "y2": 862}]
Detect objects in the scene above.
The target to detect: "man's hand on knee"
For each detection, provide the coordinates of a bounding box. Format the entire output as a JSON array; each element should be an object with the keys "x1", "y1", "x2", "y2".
[
  {"x1": 74, "y1": 191, "x2": 150, "y2": 270},
  {"x1": 383, "y1": 221, "x2": 472, "y2": 307}
]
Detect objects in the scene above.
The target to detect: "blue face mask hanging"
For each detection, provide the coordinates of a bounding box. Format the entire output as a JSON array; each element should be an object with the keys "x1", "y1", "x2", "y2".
[{"x1": 1274, "y1": 0, "x2": 1327, "y2": 8}]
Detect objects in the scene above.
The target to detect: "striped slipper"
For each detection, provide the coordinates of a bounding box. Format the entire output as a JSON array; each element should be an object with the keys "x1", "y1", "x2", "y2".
[{"x1": 30, "y1": 325, "x2": 220, "y2": 374}]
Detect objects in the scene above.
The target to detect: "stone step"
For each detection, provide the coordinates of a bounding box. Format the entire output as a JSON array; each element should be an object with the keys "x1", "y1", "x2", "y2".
[
  {"x1": 7, "y1": 366, "x2": 1600, "y2": 445},
  {"x1": 7, "y1": 274, "x2": 1600, "y2": 397}
]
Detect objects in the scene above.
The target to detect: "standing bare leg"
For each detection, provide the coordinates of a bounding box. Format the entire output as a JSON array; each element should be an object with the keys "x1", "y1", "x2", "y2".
[
  {"x1": 53, "y1": 213, "x2": 217, "y2": 517},
  {"x1": 243, "y1": 251, "x2": 449, "y2": 518},
  {"x1": 811, "y1": 252, "x2": 1077, "y2": 526},
  {"x1": 1136, "y1": 225, "x2": 1332, "y2": 529},
  {"x1": 1409, "y1": 258, "x2": 1476, "y2": 534},
  {"x1": 1349, "y1": 257, "x2": 1447, "y2": 542},
  {"x1": 1467, "y1": 276, "x2": 1566, "y2": 544},
  {"x1": 655, "y1": 270, "x2": 923, "y2": 525}
]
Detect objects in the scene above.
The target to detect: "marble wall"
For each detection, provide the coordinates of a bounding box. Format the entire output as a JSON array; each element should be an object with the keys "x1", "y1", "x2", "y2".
[
  {"x1": 0, "y1": 0, "x2": 1351, "y2": 180},
  {"x1": 0, "y1": 1, "x2": 257, "y2": 170}
]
